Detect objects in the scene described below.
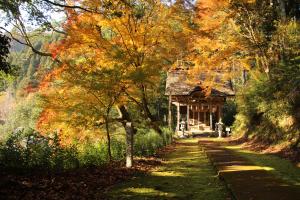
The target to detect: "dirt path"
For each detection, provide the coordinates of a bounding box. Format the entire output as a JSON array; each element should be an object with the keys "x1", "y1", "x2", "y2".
[
  {"x1": 107, "y1": 139, "x2": 230, "y2": 200},
  {"x1": 199, "y1": 139, "x2": 300, "y2": 200}
]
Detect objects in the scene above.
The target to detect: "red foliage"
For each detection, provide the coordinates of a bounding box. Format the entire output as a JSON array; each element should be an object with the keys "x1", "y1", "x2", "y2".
[
  {"x1": 39, "y1": 66, "x2": 65, "y2": 91},
  {"x1": 36, "y1": 109, "x2": 55, "y2": 132}
]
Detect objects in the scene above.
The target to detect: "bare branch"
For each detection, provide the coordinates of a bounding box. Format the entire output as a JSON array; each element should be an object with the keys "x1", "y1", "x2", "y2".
[
  {"x1": 41, "y1": 0, "x2": 95, "y2": 13},
  {"x1": 0, "y1": 26, "x2": 62, "y2": 64}
]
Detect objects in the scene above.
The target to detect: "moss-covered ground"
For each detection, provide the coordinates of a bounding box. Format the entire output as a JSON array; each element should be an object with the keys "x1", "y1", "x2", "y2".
[{"x1": 107, "y1": 139, "x2": 229, "y2": 200}]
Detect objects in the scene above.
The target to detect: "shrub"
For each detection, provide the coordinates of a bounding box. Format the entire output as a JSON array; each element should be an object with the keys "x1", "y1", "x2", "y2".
[
  {"x1": 161, "y1": 127, "x2": 173, "y2": 145},
  {"x1": 0, "y1": 129, "x2": 80, "y2": 172},
  {"x1": 0, "y1": 126, "x2": 174, "y2": 172},
  {"x1": 223, "y1": 100, "x2": 237, "y2": 126},
  {"x1": 78, "y1": 141, "x2": 108, "y2": 167},
  {"x1": 110, "y1": 138, "x2": 126, "y2": 160},
  {"x1": 134, "y1": 127, "x2": 173, "y2": 156}
]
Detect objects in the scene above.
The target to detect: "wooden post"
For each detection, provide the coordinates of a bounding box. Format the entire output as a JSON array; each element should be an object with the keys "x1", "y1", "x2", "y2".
[
  {"x1": 168, "y1": 95, "x2": 172, "y2": 130},
  {"x1": 192, "y1": 105, "x2": 195, "y2": 125},
  {"x1": 209, "y1": 102, "x2": 213, "y2": 130},
  {"x1": 187, "y1": 104, "x2": 190, "y2": 131},
  {"x1": 204, "y1": 111, "x2": 206, "y2": 126},
  {"x1": 176, "y1": 103, "x2": 180, "y2": 131}
]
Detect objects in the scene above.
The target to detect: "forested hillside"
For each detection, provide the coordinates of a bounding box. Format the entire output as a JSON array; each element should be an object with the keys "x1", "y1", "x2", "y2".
[
  {"x1": 230, "y1": 1, "x2": 300, "y2": 150},
  {"x1": 0, "y1": 33, "x2": 60, "y2": 139},
  {"x1": 9, "y1": 34, "x2": 60, "y2": 96}
]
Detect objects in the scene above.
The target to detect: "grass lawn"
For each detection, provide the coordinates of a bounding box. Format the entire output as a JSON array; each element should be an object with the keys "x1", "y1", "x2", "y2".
[
  {"x1": 107, "y1": 139, "x2": 229, "y2": 200},
  {"x1": 224, "y1": 144, "x2": 300, "y2": 186}
]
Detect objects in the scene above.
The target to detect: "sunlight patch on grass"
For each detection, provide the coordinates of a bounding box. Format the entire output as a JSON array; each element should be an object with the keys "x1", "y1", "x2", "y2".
[
  {"x1": 151, "y1": 171, "x2": 185, "y2": 177},
  {"x1": 221, "y1": 165, "x2": 274, "y2": 172},
  {"x1": 123, "y1": 187, "x2": 160, "y2": 194}
]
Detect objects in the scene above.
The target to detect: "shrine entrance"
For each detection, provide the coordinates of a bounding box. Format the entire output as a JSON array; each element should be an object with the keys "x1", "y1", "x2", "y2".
[
  {"x1": 172, "y1": 96, "x2": 225, "y2": 132},
  {"x1": 165, "y1": 69, "x2": 235, "y2": 133}
]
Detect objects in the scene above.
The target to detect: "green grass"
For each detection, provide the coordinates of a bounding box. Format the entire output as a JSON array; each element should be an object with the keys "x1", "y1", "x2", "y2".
[
  {"x1": 224, "y1": 145, "x2": 300, "y2": 186},
  {"x1": 107, "y1": 139, "x2": 229, "y2": 200}
]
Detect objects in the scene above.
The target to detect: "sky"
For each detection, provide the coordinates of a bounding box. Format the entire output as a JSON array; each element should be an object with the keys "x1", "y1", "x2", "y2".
[{"x1": 0, "y1": 4, "x2": 65, "y2": 32}]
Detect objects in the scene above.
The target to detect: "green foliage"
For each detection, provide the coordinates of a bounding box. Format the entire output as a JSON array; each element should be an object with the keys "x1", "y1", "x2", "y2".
[
  {"x1": 232, "y1": 19, "x2": 300, "y2": 147},
  {"x1": 0, "y1": 31, "x2": 11, "y2": 73},
  {"x1": 78, "y1": 141, "x2": 111, "y2": 167},
  {"x1": 0, "y1": 126, "x2": 173, "y2": 172},
  {"x1": 0, "y1": 129, "x2": 79, "y2": 172},
  {"x1": 0, "y1": 71, "x2": 16, "y2": 92},
  {"x1": 8, "y1": 33, "x2": 59, "y2": 96},
  {"x1": 0, "y1": 94, "x2": 43, "y2": 137},
  {"x1": 111, "y1": 138, "x2": 126, "y2": 160},
  {"x1": 222, "y1": 100, "x2": 237, "y2": 126},
  {"x1": 134, "y1": 127, "x2": 173, "y2": 156},
  {"x1": 78, "y1": 138, "x2": 126, "y2": 167},
  {"x1": 233, "y1": 59, "x2": 300, "y2": 144}
]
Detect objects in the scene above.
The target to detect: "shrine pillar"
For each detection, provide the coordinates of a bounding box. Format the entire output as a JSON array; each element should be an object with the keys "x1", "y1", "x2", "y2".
[
  {"x1": 187, "y1": 104, "x2": 190, "y2": 131},
  {"x1": 176, "y1": 103, "x2": 180, "y2": 131},
  {"x1": 209, "y1": 102, "x2": 213, "y2": 130}
]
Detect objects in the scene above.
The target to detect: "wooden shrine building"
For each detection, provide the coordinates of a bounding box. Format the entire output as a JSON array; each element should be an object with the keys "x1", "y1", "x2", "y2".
[{"x1": 165, "y1": 68, "x2": 235, "y2": 133}]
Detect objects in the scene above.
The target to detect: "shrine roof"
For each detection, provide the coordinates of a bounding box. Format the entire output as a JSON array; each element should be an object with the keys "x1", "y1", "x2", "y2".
[{"x1": 165, "y1": 69, "x2": 235, "y2": 97}]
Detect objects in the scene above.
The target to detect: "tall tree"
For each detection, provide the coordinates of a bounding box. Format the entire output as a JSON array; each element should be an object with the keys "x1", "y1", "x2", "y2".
[
  {"x1": 190, "y1": 0, "x2": 242, "y2": 93},
  {"x1": 39, "y1": 0, "x2": 190, "y2": 167}
]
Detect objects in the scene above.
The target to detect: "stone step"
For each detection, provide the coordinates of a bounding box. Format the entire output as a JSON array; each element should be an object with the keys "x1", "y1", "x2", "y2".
[{"x1": 190, "y1": 126, "x2": 211, "y2": 132}]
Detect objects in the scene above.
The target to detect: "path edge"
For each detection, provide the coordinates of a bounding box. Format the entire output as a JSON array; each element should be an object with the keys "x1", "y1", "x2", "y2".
[{"x1": 199, "y1": 143, "x2": 238, "y2": 200}]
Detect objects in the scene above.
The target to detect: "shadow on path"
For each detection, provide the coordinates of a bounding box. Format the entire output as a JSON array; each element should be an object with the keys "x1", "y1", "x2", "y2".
[{"x1": 200, "y1": 140, "x2": 300, "y2": 200}]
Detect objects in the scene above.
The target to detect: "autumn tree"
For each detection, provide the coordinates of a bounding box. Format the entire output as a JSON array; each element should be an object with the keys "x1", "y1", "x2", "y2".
[
  {"x1": 189, "y1": 0, "x2": 242, "y2": 94},
  {"x1": 229, "y1": 0, "x2": 300, "y2": 76},
  {"x1": 39, "y1": 0, "x2": 190, "y2": 167},
  {"x1": 38, "y1": 66, "x2": 124, "y2": 161}
]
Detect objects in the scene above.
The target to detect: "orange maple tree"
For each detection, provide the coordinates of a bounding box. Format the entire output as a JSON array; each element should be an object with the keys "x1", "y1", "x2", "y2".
[{"x1": 38, "y1": 0, "x2": 191, "y2": 166}]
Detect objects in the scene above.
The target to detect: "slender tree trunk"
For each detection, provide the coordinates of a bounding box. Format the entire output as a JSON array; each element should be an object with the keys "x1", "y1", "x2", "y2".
[
  {"x1": 140, "y1": 90, "x2": 155, "y2": 122},
  {"x1": 141, "y1": 94, "x2": 163, "y2": 134},
  {"x1": 278, "y1": 0, "x2": 287, "y2": 21},
  {"x1": 139, "y1": 85, "x2": 163, "y2": 134},
  {"x1": 104, "y1": 117, "x2": 112, "y2": 162},
  {"x1": 125, "y1": 122, "x2": 134, "y2": 168},
  {"x1": 118, "y1": 105, "x2": 136, "y2": 168}
]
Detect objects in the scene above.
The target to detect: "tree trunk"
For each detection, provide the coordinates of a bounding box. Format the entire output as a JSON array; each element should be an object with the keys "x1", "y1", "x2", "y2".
[
  {"x1": 104, "y1": 117, "x2": 112, "y2": 162},
  {"x1": 125, "y1": 122, "x2": 134, "y2": 168},
  {"x1": 140, "y1": 86, "x2": 163, "y2": 134},
  {"x1": 118, "y1": 105, "x2": 136, "y2": 168},
  {"x1": 278, "y1": 0, "x2": 287, "y2": 21}
]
